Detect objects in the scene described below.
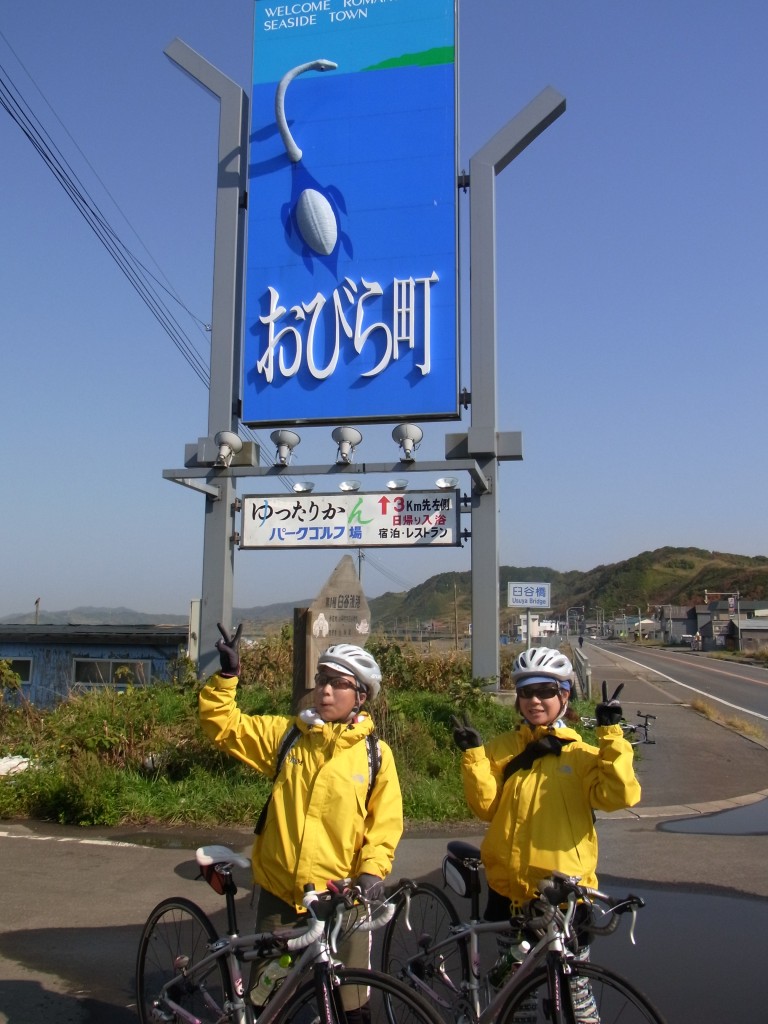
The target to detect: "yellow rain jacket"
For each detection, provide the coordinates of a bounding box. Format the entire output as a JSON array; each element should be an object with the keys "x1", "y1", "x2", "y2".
[
  {"x1": 461, "y1": 722, "x2": 641, "y2": 906},
  {"x1": 199, "y1": 674, "x2": 403, "y2": 911}
]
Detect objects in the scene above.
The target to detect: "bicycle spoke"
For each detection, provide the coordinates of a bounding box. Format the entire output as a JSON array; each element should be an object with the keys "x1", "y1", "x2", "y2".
[
  {"x1": 136, "y1": 897, "x2": 232, "y2": 1024},
  {"x1": 498, "y1": 962, "x2": 666, "y2": 1024},
  {"x1": 380, "y1": 884, "x2": 469, "y2": 1023},
  {"x1": 281, "y1": 967, "x2": 445, "y2": 1024}
]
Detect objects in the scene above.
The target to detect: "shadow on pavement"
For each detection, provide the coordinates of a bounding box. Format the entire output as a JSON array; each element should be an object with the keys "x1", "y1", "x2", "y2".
[
  {"x1": 658, "y1": 796, "x2": 768, "y2": 835},
  {"x1": 0, "y1": 979, "x2": 135, "y2": 1024}
]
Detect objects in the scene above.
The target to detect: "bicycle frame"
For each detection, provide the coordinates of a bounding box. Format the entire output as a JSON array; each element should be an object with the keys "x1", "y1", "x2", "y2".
[
  {"x1": 393, "y1": 869, "x2": 644, "y2": 1024},
  {"x1": 396, "y1": 897, "x2": 578, "y2": 1023},
  {"x1": 148, "y1": 848, "x2": 391, "y2": 1024},
  {"x1": 396, "y1": 914, "x2": 514, "y2": 1019},
  {"x1": 476, "y1": 900, "x2": 575, "y2": 1023},
  {"x1": 579, "y1": 711, "x2": 656, "y2": 745},
  {"x1": 152, "y1": 920, "x2": 331, "y2": 1024}
]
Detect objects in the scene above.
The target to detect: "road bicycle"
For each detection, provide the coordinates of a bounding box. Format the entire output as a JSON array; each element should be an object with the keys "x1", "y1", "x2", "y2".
[
  {"x1": 136, "y1": 843, "x2": 444, "y2": 1024},
  {"x1": 580, "y1": 712, "x2": 657, "y2": 746},
  {"x1": 381, "y1": 840, "x2": 667, "y2": 1024}
]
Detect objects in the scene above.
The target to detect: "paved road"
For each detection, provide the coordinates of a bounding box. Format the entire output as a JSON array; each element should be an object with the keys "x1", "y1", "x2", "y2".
[
  {"x1": 587, "y1": 639, "x2": 768, "y2": 725},
  {"x1": 0, "y1": 647, "x2": 766, "y2": 1022}
]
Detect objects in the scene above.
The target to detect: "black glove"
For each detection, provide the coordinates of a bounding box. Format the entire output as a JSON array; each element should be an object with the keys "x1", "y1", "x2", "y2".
[
  {"x1": 216, "y1": 622, "x2": 243, "y2": 676},
  {"x1": 595, "y1": 681, "x2": 625, "y2": 726},
  {"x1": 503, "y1": 735, "x2": 571, "y2": 780},
  {"x1": 354, "y1": 873, "x2": 383, "y2": 900},
  {"x1": 451, "y1": 714, "x2": 483, "y2": 751}
]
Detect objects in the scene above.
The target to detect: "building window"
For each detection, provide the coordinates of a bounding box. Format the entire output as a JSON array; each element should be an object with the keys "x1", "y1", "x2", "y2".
[
  {"x1": 0, "y1": 659, "x2": 32, "y2": 704},
  {"x1": 72, "y1": 659, "x2": 151, "y2": 691},
  {"x1": 7, "y1": 658, "x2": 32, "y2": 684}
]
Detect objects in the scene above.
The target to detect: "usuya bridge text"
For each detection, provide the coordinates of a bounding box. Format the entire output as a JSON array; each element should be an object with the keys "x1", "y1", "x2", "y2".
[{"x1": 255, "y1": 272, "x2": 440, "y2": 383}]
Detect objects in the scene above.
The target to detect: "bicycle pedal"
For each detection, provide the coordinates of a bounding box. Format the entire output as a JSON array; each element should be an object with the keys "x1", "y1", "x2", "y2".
[{"x1": 150, "y1": 1004, "x2": 176, "y2": 1023}]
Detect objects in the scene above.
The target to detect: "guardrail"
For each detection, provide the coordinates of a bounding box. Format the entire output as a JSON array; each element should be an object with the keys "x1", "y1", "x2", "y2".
[{"x1": 573, "y1": 647, "x2": 592, "y2": 700}]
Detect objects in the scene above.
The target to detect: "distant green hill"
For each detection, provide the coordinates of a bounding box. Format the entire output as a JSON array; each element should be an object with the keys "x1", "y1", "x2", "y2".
[
  {"x1": 366, "y1": 546, "x2": 768, "y2": 634},
  {"x1": 5, "y1": 547, "x2": 766, "y2": 633}
]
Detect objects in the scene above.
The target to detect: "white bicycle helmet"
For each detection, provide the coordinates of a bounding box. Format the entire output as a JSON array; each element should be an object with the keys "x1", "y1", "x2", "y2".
[
  {"x1": 317, "y1": 644, "x2": 382, "y2": 700},
  {"x1": 512, "y1": 647, "x2": 573, "y2": 690}
]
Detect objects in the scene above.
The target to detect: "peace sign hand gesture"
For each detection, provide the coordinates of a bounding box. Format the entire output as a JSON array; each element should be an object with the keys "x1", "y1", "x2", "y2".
[
  {"x1": 450, "y1": 714, "x2": 483, "y2": 751},
  {"x1": 216, "y1": 622, "x2": 243, "y2": 676},
  {"x1": 595, "y1": 681, "x2": 625, "y2": 726}
]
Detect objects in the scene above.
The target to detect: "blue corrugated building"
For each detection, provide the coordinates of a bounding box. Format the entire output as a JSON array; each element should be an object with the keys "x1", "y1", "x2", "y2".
[{"x1": 0, "y1": 624, "x2": 188, "y2": 707}]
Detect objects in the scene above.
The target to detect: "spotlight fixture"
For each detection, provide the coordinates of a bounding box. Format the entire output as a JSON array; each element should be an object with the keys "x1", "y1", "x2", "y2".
[
  {"x1": 214, "y1": 430, "x2": 243, "y2": 467},
  {"x1": 435, "y1": 476, "x2": 459, "y2": 490},
  {"x1": 332, "y1": 426, "x2": 362, "y2": 464},
  {"x1": 339, "y1": 480, "x2": 361, "y2": 492},
  {"x1": 386, "y1": 479, "x2": 408, "y2": 491},
  {"x1": 392, "y1": 422, "x2": 423, "y2": 461},
  {"x1": 270, "y1": 428, "x2": 301, "y2": 465},
  {"x1": 292, "y1": 481, "x2": 314, "y2": 493}
]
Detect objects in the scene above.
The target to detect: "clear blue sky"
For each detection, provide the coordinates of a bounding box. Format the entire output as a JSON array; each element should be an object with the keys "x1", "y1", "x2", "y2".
[{"x1": 2, "y1": 0, "x2": 766, "y2": 620}]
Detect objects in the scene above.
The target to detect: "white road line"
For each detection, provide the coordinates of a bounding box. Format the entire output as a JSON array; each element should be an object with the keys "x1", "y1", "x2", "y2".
[
  {"x1": 0, "y1": 830, "x2": 138, "y2": 847},
  {"x1": 606, "y1": 650, "x2": 768, "y2": 722}
]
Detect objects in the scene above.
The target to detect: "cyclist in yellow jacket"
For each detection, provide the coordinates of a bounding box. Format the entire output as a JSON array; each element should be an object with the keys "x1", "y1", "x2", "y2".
[
  {"x1": 200, "y1": 624, "x2": 403, "y2": 1015},
  {"x1": 453, "y1": 648, "x2": 640, "y2": 1020},
  {"x1": 453, "y1": 647, "x2": 640, "y2": 912}
]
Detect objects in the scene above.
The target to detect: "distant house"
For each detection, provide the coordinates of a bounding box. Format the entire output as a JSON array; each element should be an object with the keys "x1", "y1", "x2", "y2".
[
  {"x1": 726, "y1": 617, "x2": 768, "y2": 652},
  {"x1": 696, "y1": 600, "x2": 768, "y2": 651},
  {"x1": 657, "y1": 605, "x2": 698, "y2": 644},
  {"x1": 0, "y1": 624, "x2": 189, "y2": 707}
]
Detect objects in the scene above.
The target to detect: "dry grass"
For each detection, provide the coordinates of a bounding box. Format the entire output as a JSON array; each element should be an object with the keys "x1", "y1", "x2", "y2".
[{"x1": 690, "y1": 698, "x2": 766, "y2": 740}]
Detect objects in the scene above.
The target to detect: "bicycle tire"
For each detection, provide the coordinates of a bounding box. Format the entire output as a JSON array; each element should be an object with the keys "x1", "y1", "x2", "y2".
[
  {"x1": 281, "y1": 966, "x2": 446, "y2": 1024},
  {"x1": 380, "y1": 882, "x2": 469, "y2": 1023},
  {"x1": 136, "y1": 896, "x2": 233, "y2": 1024},
  {"x1": 497, "y1": 960, "x2": 667, "y2": 1024}
]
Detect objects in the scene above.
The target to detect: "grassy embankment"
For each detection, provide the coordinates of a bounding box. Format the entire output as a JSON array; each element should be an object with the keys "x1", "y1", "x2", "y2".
[{"x1": 0, "y1": 633, "x2": 602, "y2": 828}]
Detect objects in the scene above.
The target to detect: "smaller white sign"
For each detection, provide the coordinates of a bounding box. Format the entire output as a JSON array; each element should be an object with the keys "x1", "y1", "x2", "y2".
[
  {"x1": 508, "y1": 582, "x2": 551, "y2": 609},
  {"x1": 240, "y1": 490, "x2": 460, "y2": 550}
]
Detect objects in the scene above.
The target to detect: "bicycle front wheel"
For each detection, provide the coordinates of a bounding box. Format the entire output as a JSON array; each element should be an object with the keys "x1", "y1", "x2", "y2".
[
  {"x1": 282, "y1": 966, "x2": 446, "y2": 1024},
  {"x1": 136, "y1": 896, "x2": 233, "y2": 1024},
  {"x1": 497, "y1": 961, "x2": 667, "y2": 1024},
  {"x1": 380, "y1": 883, "x2": 468, "y2": 1022}
]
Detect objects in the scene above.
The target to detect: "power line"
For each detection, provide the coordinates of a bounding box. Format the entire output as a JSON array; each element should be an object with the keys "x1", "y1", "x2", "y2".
[
  {"x1": 362, "y1": 551, "x2": 418, "y2": 592},
  {"x1": 0, "y1": 60, "x2": 211, "y2": 387},
  {"x1": 0, "y1": 45, "x2": 298, "y2": 490}
]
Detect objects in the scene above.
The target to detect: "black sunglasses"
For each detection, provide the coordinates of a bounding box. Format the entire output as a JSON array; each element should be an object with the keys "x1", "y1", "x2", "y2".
[
  {"x1": 314, "y1": 672, "x2": 358, "y2": 691},
  {"x1": 516, "y1": 683, "x2": 562, "y2": 700}
]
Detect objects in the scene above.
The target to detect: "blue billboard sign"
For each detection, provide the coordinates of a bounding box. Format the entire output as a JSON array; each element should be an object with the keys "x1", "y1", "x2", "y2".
[{"x1": 243, "y1": 0, "x2": 458, "y2": 426}]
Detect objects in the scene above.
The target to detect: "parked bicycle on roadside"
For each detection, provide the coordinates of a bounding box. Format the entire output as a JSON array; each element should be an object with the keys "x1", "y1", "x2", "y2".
[
  {"x1": 381, "y1": 839, "x2": 667, "y2": 1023},
  {"x1": 581, "y1": 709, "x2": 657, "y2": 746},
  {"x1": 136, "y1": 843, "x2": 444, "y2": 1024}
]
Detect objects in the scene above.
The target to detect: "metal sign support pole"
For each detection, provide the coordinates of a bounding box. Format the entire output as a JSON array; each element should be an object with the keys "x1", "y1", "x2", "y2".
[
  {"x1": 468, "y1": 87, "x2": 565, "y2": 686},
  {"x1": 165, "y1": 40, "x2": 249, "y2": 677}
]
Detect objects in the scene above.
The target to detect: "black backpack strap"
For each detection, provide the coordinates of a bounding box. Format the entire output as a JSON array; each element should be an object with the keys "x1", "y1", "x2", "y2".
[
  {"x1": 273, "y1": 723, "x2": 302, "y2": 781},
  {"x1": 254, "y1": 724, "x2": 301, "y2": 835},
  {"x1": 365, "y1": 733, "x2": 382, "y2": 807}
]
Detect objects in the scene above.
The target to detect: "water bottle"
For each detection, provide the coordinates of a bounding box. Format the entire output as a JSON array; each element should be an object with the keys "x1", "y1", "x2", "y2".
[
  {"x1": 249, "y1": 953, "x2": 292, "y2": 1007},
  {"x1": 488, "y1": 938, "x2": 531, "y2": 989}
]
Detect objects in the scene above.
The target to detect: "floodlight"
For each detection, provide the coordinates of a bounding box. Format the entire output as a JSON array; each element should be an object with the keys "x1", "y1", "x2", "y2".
[
  {"x1": 332, "y1": 426, "x2": 362, "y2": 464},
  {"x1": 214, "y1": 430, "x2": 243, "y2": 467},
  {"x1": 270, "y1": 428, "x2": 301, "y2": 465},
  {"x1": 387, "y1": 479, "x2": 408, "y2": 491},
  {"x1": 339, "y1": 480, "x2": 361, "y2": 492},
  {"x1": 292, "y1": 481, "x2": 314, "y2": 493},
  {"x1": 392, "y1": 422, "x2": 423, "y2": 461},
  {"x1": 435, "y1": 476, "x2": 459, "y2": 490}
]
